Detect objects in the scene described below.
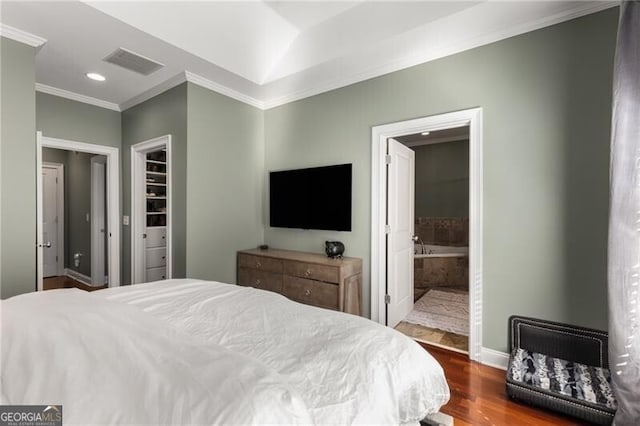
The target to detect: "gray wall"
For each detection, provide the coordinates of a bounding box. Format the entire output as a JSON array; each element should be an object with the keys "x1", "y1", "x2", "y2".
[
  {"x1": 121, "y1": 84, "x2": 187, "y2": 284},
  {"x1": 264, "y1": 10, "x2": 617, "y2": 352},
  {"x1": 42, "y1": 147, "x2": 68, "y2": 165},
  {"x1": 186, "y1": 83, "x2": 264, "y2": 283},
  {"x1": 1, "y1": 37, "x2": 36, "y2": 299},
  {"x1": 65, "y1": 152, "x2": 106, "y2": 277},
  {"x1": 36, "y1": 92, "x2": 121, "y2": 148},
  {"x1": 414, "y1": 140, "x2": 469, "y2": 218}
]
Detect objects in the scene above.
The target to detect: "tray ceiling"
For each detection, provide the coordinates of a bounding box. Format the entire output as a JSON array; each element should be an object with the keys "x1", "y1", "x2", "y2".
[{"x1": 0, "y1": 1, "x2": 617, "y2": 110}]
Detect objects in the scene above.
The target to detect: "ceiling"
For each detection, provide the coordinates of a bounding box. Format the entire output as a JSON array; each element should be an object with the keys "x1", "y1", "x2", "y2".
[
  {"x1": 0, "y1": 1, "x2": 617, "y2": 111},
  {"x1": 396, "y1": 126, "x2": 470, "y2": 148}
]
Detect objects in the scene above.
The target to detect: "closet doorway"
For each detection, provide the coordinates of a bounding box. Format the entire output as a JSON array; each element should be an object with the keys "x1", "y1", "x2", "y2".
[
  {"x1": 36, "y1": 132, "x2": 120, "y2": 291},
  {"x1": 131, "y1": 135, "x2": 172, "y2": 284}
]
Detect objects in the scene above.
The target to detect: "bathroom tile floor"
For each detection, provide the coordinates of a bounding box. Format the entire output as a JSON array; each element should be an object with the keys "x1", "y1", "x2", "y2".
[{"x1": 395, "y1": 321, "x2": 469, "y2": 353}]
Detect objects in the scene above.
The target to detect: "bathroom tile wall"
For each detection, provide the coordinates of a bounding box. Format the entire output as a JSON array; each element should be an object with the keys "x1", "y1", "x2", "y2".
[
  {"x1": 415, "y1": 217, "x2": 469, "y2": 246},
  {"x1": 414, "y1": 256, "x2": 469, "y2": 301},
  {"x1": 414, "y1": 216, "x2": 469, "y2": 301}
]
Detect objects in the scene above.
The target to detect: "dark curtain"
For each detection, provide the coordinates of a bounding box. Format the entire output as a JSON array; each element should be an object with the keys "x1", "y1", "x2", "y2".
[{"x1": 608, "y1": 2, "x2": 640, "y2": 424}]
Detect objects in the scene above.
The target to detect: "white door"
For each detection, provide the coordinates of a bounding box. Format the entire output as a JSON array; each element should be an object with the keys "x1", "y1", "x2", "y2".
[
  {"x1": 386, "y1": 138, "x2": 415, "y2": 327},
  {"x1": 91, "y1": 158, "x2": 107, "y2": 285},
  {"x1": 42, "y1": 166, "x2": 60, "y2": 277}
]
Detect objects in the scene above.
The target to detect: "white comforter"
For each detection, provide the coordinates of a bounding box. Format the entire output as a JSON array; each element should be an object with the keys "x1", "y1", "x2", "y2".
[
  {"x1": 98, "y1": 279, "x2": 450, "y2": 424},
  {"x1": 1, "y1": 289, "x2": 311, "y2": 425},
  {"x1": 1, "y1": 279, "x2": 449, "y2": 425}
]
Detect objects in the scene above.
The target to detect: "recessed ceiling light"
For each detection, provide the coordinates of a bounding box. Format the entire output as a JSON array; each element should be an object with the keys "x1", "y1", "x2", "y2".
[
  {"x1": 421, "y1": 131, "x2": 430, "y2": 136},
  {"x1": 86, "y1": 72, "x2": 106, "y2": 82}
]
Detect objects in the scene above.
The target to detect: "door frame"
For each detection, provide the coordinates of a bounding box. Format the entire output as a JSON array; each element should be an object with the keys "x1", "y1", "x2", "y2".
[
  {"x1": 91, "y1": 156, "x2": 107, "y2": 285},
  {"x1": 370, "y1": 108, "x2": 483, "y2": 361},
  {"x1": 36, "y1": 132, "x2": 120, "y2": 291},
  {"x1": 42, "y1": 162, "x2": 65, "y2": 277},
  {"x1": 131, "y1": 135, "x2": 172, "y2": 284}
]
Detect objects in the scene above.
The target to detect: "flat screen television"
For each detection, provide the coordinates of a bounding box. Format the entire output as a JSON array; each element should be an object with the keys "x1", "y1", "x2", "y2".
[{"x1": 269, "y1": 163, "x2": 352, "y2": 231}]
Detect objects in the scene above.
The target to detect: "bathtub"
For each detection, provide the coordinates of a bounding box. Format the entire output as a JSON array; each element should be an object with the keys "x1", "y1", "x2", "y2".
[{"x1": 414, "y1": 243, "x2": 468, "y2": 258}]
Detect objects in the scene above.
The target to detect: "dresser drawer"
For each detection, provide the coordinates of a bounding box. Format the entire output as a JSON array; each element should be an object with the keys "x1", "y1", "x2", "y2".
[
  {"x1": 238, "y1": 253, "x2": 283, "y2": 274},
  {"x1": 283, "y1": 275, "x2": 338, "y2": 310},
  {"x1": 238, "y1": 267, "x2": 283, "y2": 293},
  {"x1": 146, "y1": 247, "x2": 166, "y2": 268},
  {"x1": 146, "y1": 266, "x2": 166, "y2": 282},
  {"x1": 284, "y1": 261, "x2": 339, "y2": 283},
  {"x1": 146, "y1": 227, "x2": 166, "y2": 248}
]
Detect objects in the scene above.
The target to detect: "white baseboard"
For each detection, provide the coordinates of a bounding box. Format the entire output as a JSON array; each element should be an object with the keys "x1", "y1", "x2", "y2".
[
  {"x1": 480, "y1": 347, "x2": 509, "y2": 370},
  {"x1": 64, "y1": 268, "x2": 92, "y2": 286}
]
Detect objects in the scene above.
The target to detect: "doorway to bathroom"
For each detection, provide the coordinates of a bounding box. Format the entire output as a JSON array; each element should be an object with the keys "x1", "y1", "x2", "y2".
[
  {"x1": 36, "y1": 133, "x2": 121, "y2": 291},
  {"x1": 370, "y1": 108, "x2": 483, "y2": 361},
  {"x1": 393, "y1": 127, "x2": 470, "y2": 353}
]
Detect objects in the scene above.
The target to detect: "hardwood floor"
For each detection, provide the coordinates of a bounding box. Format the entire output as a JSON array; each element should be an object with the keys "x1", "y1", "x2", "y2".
[
  {"x1": 43, "y1": 276, "x2": 106, "y2": 292},
  {"x1": 420, "y1": 342, "x2": 581, "y2": 425}
]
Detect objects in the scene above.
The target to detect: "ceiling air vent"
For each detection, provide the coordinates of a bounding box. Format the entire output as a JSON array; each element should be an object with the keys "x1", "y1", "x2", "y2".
[{"x1": 103, "y1": 47, "x2": 164, "y2": 76}]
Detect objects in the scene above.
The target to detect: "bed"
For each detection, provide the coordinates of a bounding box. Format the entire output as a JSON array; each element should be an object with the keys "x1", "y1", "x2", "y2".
[{"x1": 1, "y1": 279, "x2": 450, "y2": 424}]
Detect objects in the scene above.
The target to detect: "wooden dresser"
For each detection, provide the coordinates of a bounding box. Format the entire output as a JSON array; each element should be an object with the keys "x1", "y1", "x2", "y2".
[{"x1": 237, "y1": 248, "x2": 362, "y2": 315}]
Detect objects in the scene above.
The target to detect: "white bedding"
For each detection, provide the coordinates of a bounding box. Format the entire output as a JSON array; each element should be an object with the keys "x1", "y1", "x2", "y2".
[
  {"x1": 1, "y1": 289, "x2": 311, "y2": 425},
  {"x1": 98, "y1": 279, "x2": 450, "y2": 424},
  {"x1": 1, "y1": 279, "x2": 449, "y2": 425}
]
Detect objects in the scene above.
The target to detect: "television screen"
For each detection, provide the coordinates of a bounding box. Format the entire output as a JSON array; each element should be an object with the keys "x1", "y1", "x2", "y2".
[{"x1": 269, "y1": 163, "x2": 352, "y2": 231}]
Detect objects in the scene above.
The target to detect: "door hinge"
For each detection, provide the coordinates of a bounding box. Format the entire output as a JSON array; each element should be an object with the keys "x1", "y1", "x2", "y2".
[
  {"x1": 385, "y1": 155, "x2": 392, "y2": 165},
  {"x1": 56, "y1": 255, "x2": 58, "y2": 262},
  {"x1": 384, "y1": 225, "x2": 391, "y2": 234},
  {"x1": 384, "y1": 294, "x2": 391, "y2": 304},
  {"x1": 56, "y1": 177, "x2": 58, "y2": 183}
]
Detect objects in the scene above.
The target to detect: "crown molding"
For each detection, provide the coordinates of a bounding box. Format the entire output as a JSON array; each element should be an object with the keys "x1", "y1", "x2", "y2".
[
  {"x1": 184, "y1": 72, "x2": 265, "y2": 110},
  {"x1": 119, "y1": 72, "x2": 187, "y2": 112},
  {"x1": 262, "y1": 1, "x2": 619, "y2": 109},
  {"x1": 0, "y1": 23, "x2": 47, "y2": 47},
  {"x1": 120, "y1": 71, "x2": 266, "y2": 111},
  {"x1": 36, "y1": 83, "x2": 121, "y2": 112}
]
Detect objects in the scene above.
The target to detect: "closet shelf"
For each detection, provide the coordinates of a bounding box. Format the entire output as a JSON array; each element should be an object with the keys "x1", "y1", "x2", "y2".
[
  {"x1": 146, "y1": 160, "x2": 166, "y2": 165},
  {"x1": 146, "y1": 171, "x2": 166, "y2": 176}
]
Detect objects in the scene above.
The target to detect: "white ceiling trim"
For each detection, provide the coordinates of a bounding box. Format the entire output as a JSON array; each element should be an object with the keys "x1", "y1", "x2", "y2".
[
  {"x1": 119, "y1": 72, "x2": 186, "y2": 112},
  {"x1": 36, "y1": 83, "x2": 121, "y2": 112},
  {"x1": 262, "y1": 1, "x2": 619, "y2": 109},
  {"x1": 0, "y1": 23, "x2": 47, "y2": 47},
  {"x1": 120, "y1": 71, "x2": 266, "y2": 112},
  {"x1": 184, "y1": 72, "x2": 265, "y2": 110}
]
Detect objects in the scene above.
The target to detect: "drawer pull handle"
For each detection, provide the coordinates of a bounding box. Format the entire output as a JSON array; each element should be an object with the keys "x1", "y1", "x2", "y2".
[
  {"x1": 256, "y1": 261, "x2": 262, "y2": 268},
  {"x1": 304, "y1": 269, "x2": 312, "y2": 276},
  {"x1": 255, "y1": 279, "x2": 261, "y2": 286},
  {"x1": 304, "y1": 289, "x2": 311, "y2": 296}
]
